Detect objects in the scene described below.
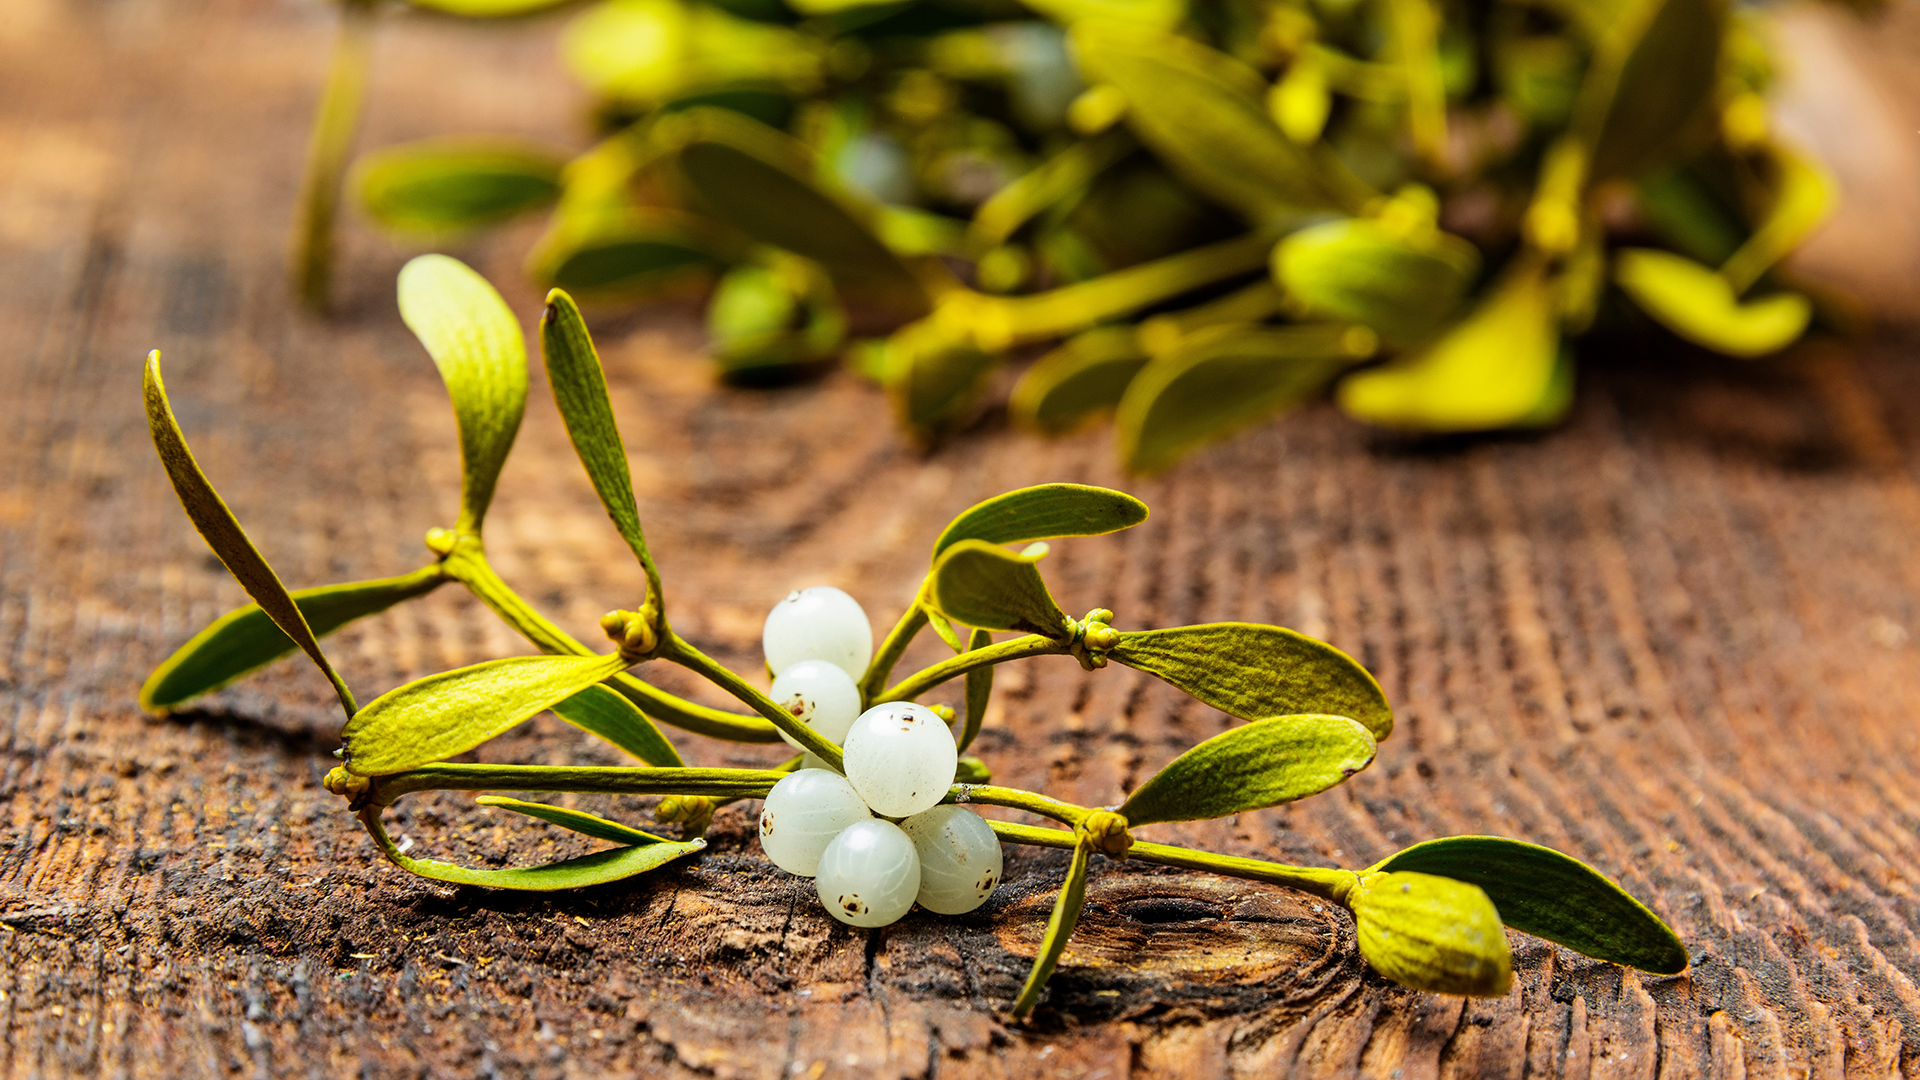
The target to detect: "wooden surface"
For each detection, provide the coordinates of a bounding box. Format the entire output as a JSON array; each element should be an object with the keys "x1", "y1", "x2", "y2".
[{"x1": 4, "y1": 3, "x2": 1920, "y2": 1077}]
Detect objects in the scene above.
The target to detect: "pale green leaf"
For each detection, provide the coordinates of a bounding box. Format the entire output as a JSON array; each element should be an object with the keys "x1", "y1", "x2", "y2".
[
  {"x1": 931, "y1": 483, "x2": 1148, "y2": 561},
  {"x1": 1373, "y1": 835, "x2": 1689, "y2": 974},
  {"x1": 1116, "y1": 323, "x2": 1370, "y2": 472},
  {"x1": 372, "y1": 810, "x2": 704, "y2": 891},
  {"x1": 342, "y1": 653, "x2": 631, "y2": 776},
  {"x1": 928, "y1": 540, "x2": 1072, "y2": 639},
  {"x1": 1272, "y1": 219, "x2": 1481, "y2": 346},
  {"x1": 540, "y1": 290, "x2": 662, "y2": 595},
  {"x1": 1614, "y1": 248, "x2": 1810, "y2": 358},
  {"x1": 1109, "y1": 623, "x2": 1392, "y2": 738},
  {"x1": 927, "y1": 609, "x2": 965, "y2": 653},
  {"x1": 550, "y1": 683, "x2": 683, "y2": 766},
  {"x1": 1007, "y1": 327, "x2": 1148, "y2": 435},
  {"x1": 1336, "y1": 260, "x2": 1561, "y2": 432},
  {"x1": 396, "y1": 254, "x2": 529, "y2": 535},
  {"x1": 142, "y1": 352, "x2": 358, "y2": 716},
  {"x1": 1119, "y1": 714, "x2": 1377, "y2": 825},
  {"x1": 140, "y1": 567, "x2": 444, "y2": 712},
  {"x1": 475, "y1": 795, "x2": 670, "y2": 845},
  {"x1": 355, "y1": 139, "x2": 565, "y2": 234}
]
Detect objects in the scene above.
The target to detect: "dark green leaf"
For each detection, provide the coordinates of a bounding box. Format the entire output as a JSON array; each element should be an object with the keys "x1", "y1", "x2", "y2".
[
  {"x1": 396, "y1": 254, "x2": 529, "y2": 535},
  {"x1": 475, "y1": 795, "x2": 670, "y2": 845},
  {"x1": 1007, "y1": 327, "x2": 1149, "y2": 435},
  {"x1": 142, "y1": 352, "x2": 358, "y2": 717},
  {"x1": 1272, "y1": 219, "x2": 1481, "y2": 346},
  {"x1": 1120, "y1": 714, "x2": 1377, "y2": 825},
  {"x1": 961, "y1": 627, "x2": 994, "y2": 753},
  {"x1": 929, "y1": 540, "x2": 1072, "y2": 639},
  {"x1": 140, "y1": 566, "x2": 445, "y2": 712},
  {"x1": 931, "y1": 483, "x2": 1148, "y2": 562},
  {"x1": 663, "y1": 109, "x2": 929, "y2": 312},
  {"x1": 1116, "y1": 323, "x2": 1369, "y2": 472},
  {"x1": 1614, "y1": 248, "x2": 1810, "y2": 358},
  {"x1": 342, "y1": 653, "x2": 631, "y2": 776},
  {"x1": 550, "y1": 683, "x2": 683, "y2": 767},
  {"x1": 540, "y1": 290, "x2": 662, "y2": 597},
  {"x1": 368, "y1": 808, "x2": 704, "y2": 891},
  {"x1": 355, "y1": 139, "x2": 565, "y2": 234},
  {"x1": 1109, "y1": 623, "x2": 1392, "y2": 738},
  {"x1": 1337, "y1": 260, "x2": 1561, "y2": 432},
  {"x1": 1071, "y1": 23, "x2": 1370, "y2": 222},
  {"x1": 526, "y1": 208, "x2": 731, "y2": 298},
  {"x1": 1350, "y1": 870, "x2": 1513, "y2": 996},
  {"x1": 1373, "y1": 836, "x2": 1689, "y2": 974},
  {"x1": 1583, "y1": 0, "x2": 1724, "y2": 180},
  {"x1": 1009, "y1": 839, "x2": 1094, "y2": 1020},
  {"x1": 886, "y1": 322, "x2": 999, "y2": 431}
]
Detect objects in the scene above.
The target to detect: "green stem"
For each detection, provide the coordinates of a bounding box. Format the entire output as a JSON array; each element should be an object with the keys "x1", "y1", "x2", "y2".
[
  {"x1": 952, "y1": 785, "x2": 1090, "y2": 828},
  {"x1": 879, "y1": 634, "x2": 1065, "y2": 702},
  {"x1": 995, "y1": 232, "x2": 1278, "y2": 343},
  {"x1": 366, "y1": 763, "x2": 785, "y2": 805},
  {"x1": 441, "y1": 545, "x2": 782, "y2": 743},
  {"x1": 860, "y1": 602, "x2": 929, "y2": 706},
  {"x1": 663, "y1": 634, "x2": 846, "y2": 771},
  {"x1": 987, "y1": 821, "x2": 1357, "y2": 903},
  {"x1": 290, "y1": 0, "x2": 375, "y2": 312}
]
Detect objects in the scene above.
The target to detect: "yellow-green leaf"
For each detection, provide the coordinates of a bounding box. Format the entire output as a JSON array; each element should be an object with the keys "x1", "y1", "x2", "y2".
[
  {"x1": 1116, "y1": 323, "x2": 1371, "y2": 472},
  {"x1": 475, "y1": 795, "x2": 670, "y2": 845},
  {"x1": 887, "y1": 322, "x2": 1000, "y2": 432},
  {"x1": 1108, "y1": 623, "x2": 1392, "y2": 738},
  {"x1": 342, "y1": 653, "x2": 631, "y2": 776},
  {"x1": 540, "y1": 290, "x2": 662, "y2": 597},
  {"x1": 929, "y1": 540, "x2": 1072, "y2": 639},
  {"x1": 931, "y1": 483, "x2": 1149, "y2": 562},
  {"x1": 1008, "y1": 838, "x2": 1094, "y2": 1019},
  {"x1": 1718, "y1": 142, "x2": 1835, "y2": 295},
  {"x1": 1336, "y1": 260, "x2": 1560, "y2": 432},
  {"x1": 142, "y1": 352, "x2": 358, "y2": 717},
  {"x1": 355, "y1": 138, "x2": 565, "y2": 234},
  {"x1": 961, "y1": 626, "x2": 994, "y2": 753},
  {"x1": 550, "y1": 683, "x2": 683, "y2": 767},
  {"x1": 396, "y1": 255, "x2": 529, "y2": 535},
  {"x1": 1349, "y1": 871, "x2": 1514, "y2": 997},
  {"x1": 140, "y1": 567, "x2": 445, "y2": 712},
  {"x1": 1119, "y1": 714, "x2": 1377, "y2": 825},
  {"x1": 1007, "y1": 326, "x2": 1149, "y2": 435},
  {"x1": 1373, "y1": 835, "x2": 1688, "y2": 974},
  {"x1": 561, "y1": 0, "x2": 821, "y2": 108},
  {"x1": 1272, "y1": 218, "x2": 1481, "y2": 346},
  {"x1": 1017, "y1": 0, "x2": 1185, "y2": 27},
  {"x1": 405, "y1": 0, "x2": 576, "y2": 15},
  {"x1": 1614, "y1": 248, "x2": 1810, "y2": 358},
  {"x1": 365, "y1": 807, "x2": 703, "y2": 891}
]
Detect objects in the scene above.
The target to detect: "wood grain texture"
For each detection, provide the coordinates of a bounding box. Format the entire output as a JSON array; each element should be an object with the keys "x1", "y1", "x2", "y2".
[{"x1": 2, "y1": 3, "x2": 1919, "y2": 1077}]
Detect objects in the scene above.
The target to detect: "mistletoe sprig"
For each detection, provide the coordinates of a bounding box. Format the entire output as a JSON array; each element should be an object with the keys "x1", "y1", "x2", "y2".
[{"x1": 142, "y1": 255, "x2": 1686, "y2": 1018}]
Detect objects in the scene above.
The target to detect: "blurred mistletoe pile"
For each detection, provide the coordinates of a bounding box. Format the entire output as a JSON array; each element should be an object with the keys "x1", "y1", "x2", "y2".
[{"x1": 302, "y1": 0, "x2": 1842, "y2": 469}]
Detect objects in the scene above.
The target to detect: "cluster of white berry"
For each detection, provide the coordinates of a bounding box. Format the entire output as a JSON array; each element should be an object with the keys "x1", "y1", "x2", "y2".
[{"x1": 757, "y1": 587, "x2": 1004, "y2": 927}]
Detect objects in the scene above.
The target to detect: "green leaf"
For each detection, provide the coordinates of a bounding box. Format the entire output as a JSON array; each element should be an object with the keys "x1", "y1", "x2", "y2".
[
  {"x1": 396, "y1": 254, "x2": 529, "y2": 535},
  {"x1": 1272, "y1": 219, "x2": 1481, "y2": 347},
  {"x1": 405, "y1": 0, "x2": 576, "y2": 15},
  {"x1": 475, "y1": 795, "x2": 670, "y2": 845},
  {"x1": 926, "y1": 609, "x2": 965, "y2": 653},
  {"x1": 931, "y1": 483, "x2": 1149, "y2": 562},
  {"x1": 1009, "y1": 839, "x2": 1094, "y2": 1020},
  {"x1": 1016, "y1": 0, "x2": 1185, "y2": 26},
  {"x1": 1374, "y1": 836, "x2": 1688, "y2": 974},
  {"x1": 1119, "y1": 714, "x2": 1377, "y2": 825},
  {"x1": 1349, "y1": 870, "x2": 1513, "y2": 997},
  {"x1": 1109, "y1": 623, "x2": 1392, "y2": 739},
  {"x1": 1614, "y1": 248, "x2": 1810, "y2": 358},
  {"x1": 929, "y1": 540, "x2": 1072, "y2": 639},
  {"x1": 662, "y1": 109, "x2": 929, "y2": 313},
  {"x1": 1007, "y1": 327, "x2": 1149, "y2": 435},
  {"x1": 886, "y1": 322, "x2": 1000, "y2": 432},
  {"x1": 1582, "y1": 0, "x2": 1725, "y2": 181},
  {"x1": 1718, "y1": 143, "x2": 1835, "y2": 295},
  {"x1": 561, "y1": 0, "x2": 821, "y2": 108},
  {"x1": 355, "y1": 139, "x2": 565, "y2": 234},
  {"x1": 526, "y1": 208, "x2": 731, "y2": 298},
  {"x1": 140, "y1": 566, "x2": 445, "y2": 712},
  {"x1": 1336, "y1": 260, "x2": 1561, "y2": 432},
  {"x1": 342, "y1": 653, "x2": 631, "y2": 776},
  {"x1": 961, "y1": 627, "x2": 994, "y2": 753},
  {"x1": 142, "y1": 352, "x2": 358, "y2": 717},
  {"x1": 969, "y1": 129, "x2": 1135, "y2": 252},
  {"x1": 1116, "y1": 324, "x2": 1371, "y2": 472},
  {"x1": 1071, "y1": 23, "x2": 1370, "y2": 223},
  {"x1": 550, "y1": 683, "x2": 683, "y2": 766},
  {"x1": 539, "y1": 290, "x2": 663, "y2": 599},
  {"x1": 366, "y1": 808, "x2": 704, "y2": 891}
]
